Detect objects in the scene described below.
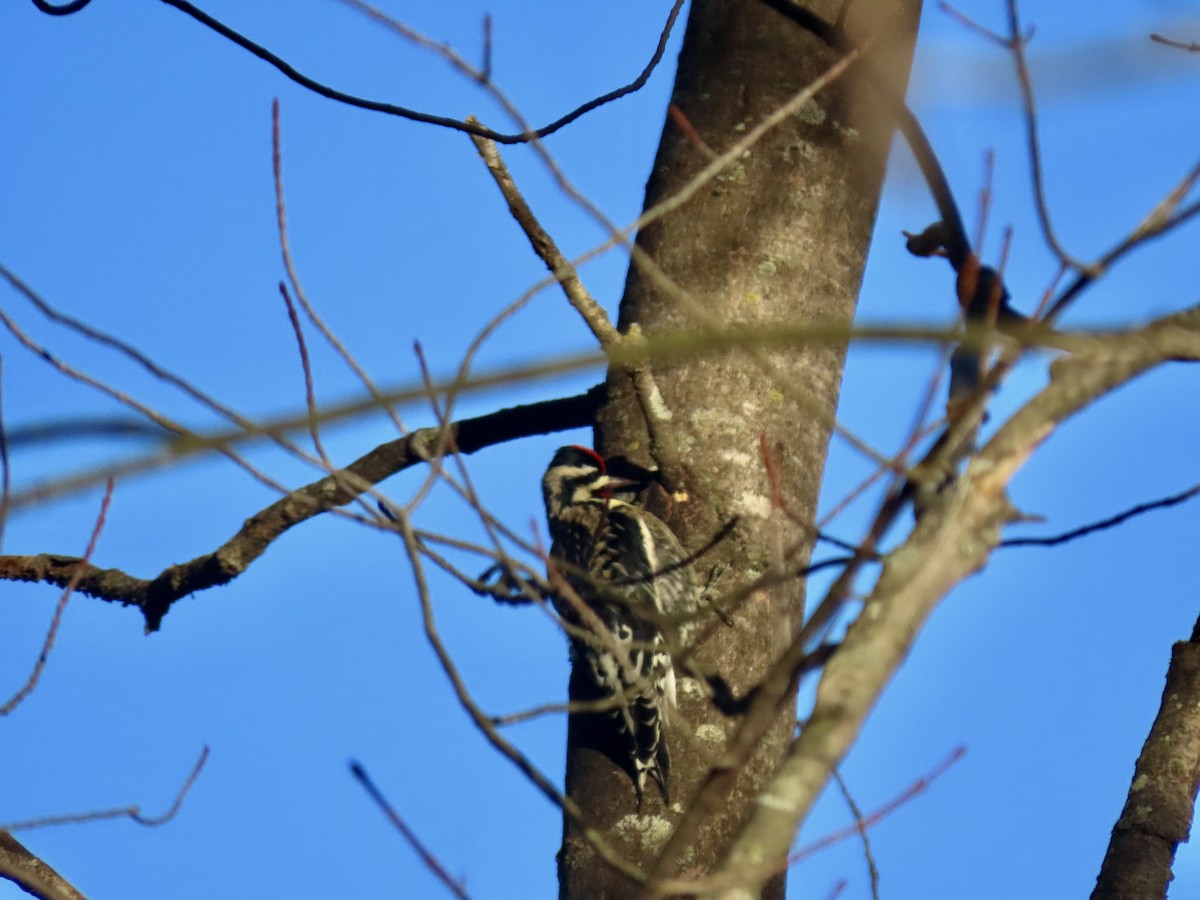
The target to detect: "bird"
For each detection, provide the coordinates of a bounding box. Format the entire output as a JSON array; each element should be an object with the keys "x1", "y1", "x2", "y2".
[{"x1": 541, "y1": 444, "x2": 697, "y2": 805}]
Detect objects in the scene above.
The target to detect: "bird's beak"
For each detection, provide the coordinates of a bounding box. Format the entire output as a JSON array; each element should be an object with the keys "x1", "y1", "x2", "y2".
[{"x1": 597, "y1": 474, "x2": 640, "y2": 492}]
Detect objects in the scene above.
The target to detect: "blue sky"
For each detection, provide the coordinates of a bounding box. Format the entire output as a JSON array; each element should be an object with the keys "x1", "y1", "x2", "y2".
[{"x1": 2, "y1": 2, "x2": 1200, "y2": 898}]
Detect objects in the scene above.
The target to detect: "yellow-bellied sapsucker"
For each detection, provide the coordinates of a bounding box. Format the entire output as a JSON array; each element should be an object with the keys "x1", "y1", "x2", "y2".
[{"x1": 542, "y1": 444, "x2": 696, "y2": 804}]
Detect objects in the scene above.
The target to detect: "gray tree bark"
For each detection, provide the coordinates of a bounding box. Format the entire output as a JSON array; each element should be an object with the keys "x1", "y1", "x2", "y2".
[{"x1": 558, "y1": 1, "x2": 922, "y2": 896}]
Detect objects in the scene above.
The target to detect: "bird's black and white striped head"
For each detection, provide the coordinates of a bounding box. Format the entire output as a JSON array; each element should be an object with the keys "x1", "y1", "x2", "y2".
[{"x1": 542, "y1": 445, "x2": 618, "y2": 520}]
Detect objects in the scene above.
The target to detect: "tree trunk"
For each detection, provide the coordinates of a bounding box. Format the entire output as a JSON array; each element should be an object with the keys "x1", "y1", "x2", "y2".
[{"x1": 558, "y1": 1, "x2": 921, "y2": 896}]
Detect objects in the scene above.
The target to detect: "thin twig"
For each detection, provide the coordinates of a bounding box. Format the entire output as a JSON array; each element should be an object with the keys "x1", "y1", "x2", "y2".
[
  {"x1": 975, "y1": 149, "x2": 995, "y2": 256},
  {"x1": 390, "y1": 508, "x2": 644, "y2": 883},
  {"x1": 1151, "y1": 33, "x2": 1200, "y2": 52},
  {"x1": 271, "y1": 98, "x2": 407, "y2": 436},
  {"x1": 468, "y1": 133, "x2": 620, "y2": 349},
  {"x1": 350, "y1": 760, "x2": 470, "y2": 900},
  {"x1": 0, "y1": 479, "x2": 114, "y2": 716},
  {"x1": 30, "y1": 0, "x2": 92, "y2": 13},
  {"x1": 0, "y1": 317, "x2": 1063, "y2": 511},
  {"x1": 278, "y1": 283, "x2": 333, "y2": 470},
  {"x1": 1043, "y1": 158, "x2": 1200, "y2": 322},
  {"x1": 4, "y1": 417, "x2": 168, "y2": 447},
  {"x1": 404, "y1": 341, "x2": 463, "y2": 513},
  {"x1": 0, "y1": 262, "x2": 319, "y2": 467},
  {"x1": 480, "y1": 14, "x2": 493, "y2": 82},
  {"x1": 337, "y1": 0, "x2": 685, "y2": 142},
  {"x1": 118, "y1": 0, "x2": 688, "y2": 145},
  {"x1": 790, "y1": 747, "x2": 966, "y2": 866},
  {"x1": 0, "y1": 390, "x2": 600, "y2": 630},
  {"x1": 1002, "y1": 1, "x2": 1094, "y2": 274},
  {"x1": 830, "y1": 769, "x2": 880, "y2": 900},
  {"x1": 1002, "y1": 481, "x2": 1200, "y2": 548},
  {"x1": 0, "y1": 357, "x2": 9, "y2": 552},
  {"x1": 0, "y1": 265, "x2": 314, "y2": 507},
  {"x1": 3, "y1": 746, "x2": 209, "y2": 830}
]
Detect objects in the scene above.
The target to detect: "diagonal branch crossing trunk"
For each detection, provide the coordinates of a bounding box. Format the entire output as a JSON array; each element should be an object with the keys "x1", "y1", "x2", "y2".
[{"x1": 558, "y1": 1, "x2": 922, "y2": 895}]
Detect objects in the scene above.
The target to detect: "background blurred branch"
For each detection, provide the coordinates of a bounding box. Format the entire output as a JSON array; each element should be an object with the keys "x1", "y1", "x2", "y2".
[
  {"x1": 0, "y1": 389, "x2": 600, "y2": 631},
  {"x1": 676, "y1": 303, "x2": 1200, "y2": 898}
]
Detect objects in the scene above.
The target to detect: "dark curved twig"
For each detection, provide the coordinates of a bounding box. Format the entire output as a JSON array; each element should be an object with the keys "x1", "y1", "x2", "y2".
[
  {"x1": 32, "y1": 0, "x2": 683, "y2": 145},
  {"x1": 30, "y1": 0, "x2": 92, "y2": 13},
  {"x1": 1002, "y1": 480, "x2": 1200, "y2": 548}
]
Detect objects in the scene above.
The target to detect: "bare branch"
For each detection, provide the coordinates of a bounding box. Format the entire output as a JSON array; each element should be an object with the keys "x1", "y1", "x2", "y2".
[
  {"x1": 350, "y1": 761, "x2": 470, "y2": 900},
  {"x1": 271, "y1": 98, "x2": 408, "y2": 437},
  {"x1": 689, "y1": 305, "x2": 1200, "y2": 899},
  {"x1": 389, "y1": 507, "x2": 645, "y2": 884},
  {"x1": 1151, "y1": 32, "x2": 1200, "y2": 52},
  {"x1": 0, "y1": 265, "x2": 316, "y2": 463},
  {"x1": 0, "y1": 830, "x2": 85, "y2": 900},
  {"x1": 829, "y1": 770, "x2": 880, "y2": 900},
  {"x1": 1002, "y1": 480, "x2": 1200, "y2": 548},
  {"x1": 29, "y1": 0, "x2": 91, "y2": 13},
  {"x1": 466, "y1": 125, "x2": 696, "y2": 492},
  {"x1": 278, "y1": 283, "x2": 333, "y2": 470},
  {"x1": 1000, "y1": 1, "x2": 1096, "y2": 274},
  {"x1": 480, "y1": 14, "x2": 492, "y2": 82},
  {"x1": 0, "y1": 358, "x2": 9, "y2": 552},
  {"x1": 790, "y1": 747, "x2": 965, "y2": 868},
  {"x1": 0, "y1": 264, "x2": 319, "y2": 507},
  {"x1": 1043, "y1": 157, "x2": 1200, "y2": 322},
  {"x1": 5, "y1": 314, "x2": 1037, "y2": 511},
  {"x1": 0, "y1": 390, "x2": 600, "y2": 631},
  {"x1": 337, "y1": 0, "x2": 685, "y2": 142},
  {"x1": 1092, "y1": 629, "x2": 1200, "y2": 897},
  {"x1": 469, "y1": 132, "x2": 620, "y2": 349},
  {"x1": 4, "y1": 417, "x2": 168, "y2": 448},
  {"x1": 3, "y1": 746, "x2": 209, "y2": 831},
  {"x1": 0, "y1": 479, "x2": 114, "y2": 716},
  {"x1": 37, "y1": 0, "x2": 687, "y2": 144}
]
